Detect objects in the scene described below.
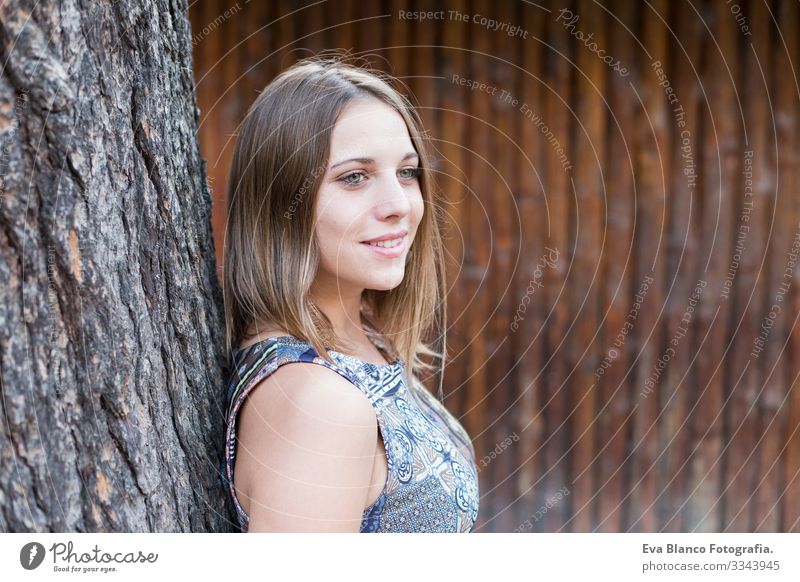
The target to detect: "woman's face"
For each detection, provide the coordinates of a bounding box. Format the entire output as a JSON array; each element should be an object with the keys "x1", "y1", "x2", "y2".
[{"x1": 312, "y1": 98, "x2": 424, "y2": 298}]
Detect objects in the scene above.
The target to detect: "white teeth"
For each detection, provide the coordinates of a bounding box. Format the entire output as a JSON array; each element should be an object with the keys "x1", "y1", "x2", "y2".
[{"x1": 366, "y1": 237, "x2": 402, "y2": 248}]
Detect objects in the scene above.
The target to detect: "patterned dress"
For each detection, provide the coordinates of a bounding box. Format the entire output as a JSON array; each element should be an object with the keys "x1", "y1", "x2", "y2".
[{"x1": 221, "y1": 327, "x2": 480, "y2": 532}]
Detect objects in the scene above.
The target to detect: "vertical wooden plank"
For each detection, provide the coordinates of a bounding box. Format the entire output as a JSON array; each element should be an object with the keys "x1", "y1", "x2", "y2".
[
  {"x1": 276, "y1": 0, "x2": 299, "y2": 69},
  {"x1": 438, "y1": 0, "x2": 471, "y2": 488},
  {"x1": 336, "y1": 0, "x2": 356, "y2": 55},
  {"x1": 564, "y1": 0, "x2": 606, "y2": 532},
  {"x1": 211, "y1": 0, "x2": 231, "y2": 174},
  {"x1": 249, "y1": 0, "x2": 271, "y2": 99},
  {"x1": 300, "y1": 0, "x2": 327, "y2": 57},
  {"x1": 629, "y1": 0, "x2": 669, "y2": 532},
  {"x1": 356, "y1": 0, "x2": 385, "y2": 58},
  {"x1": 720, "y1": 0, "x2": 768, "y2": 532},
  {"x1": 408, "y1": 0, "x2": 437, "y2": 404},
  {"x1": 411, "y1": 0, "x2": 435, "y2": 164},
  {"x1": 655, "y1": 0, "x2": 687, "y2": 533},
  {"x1": 462, "y1": 0, "x2": 491, "y2": 528},
  {"x1": 190, "y1": 0, "x2": 214, "y2": 258},
  {"x1": 406, "y1": 0, "x2": 438, "y2": 128},
  {"x1": 783, "y1": 372, "x2": 800, "y2": 532},
  {"x1": 680, "y1": 0, "x2": 726, "y2": 533},
  {"x1": 217, "y1": 0, "x2": 241, "y2": 251},
  {"x1": 514, "y1": 0, "x2": 547, "y2": 532},
  {"x1": 596, "y1": 0, "x2": 637, "y2": 533},
  {"x1": 628, "y1": 3, "x2": 668, "y2": 531},
  {"x1": 204, "y1": 0, "x2": 241, "y2": 288},
  {"x1": 237, "y1": 0, "x2": 255, "y2": 113},
  {"x1": 224, "y1": 0, "x2": 246, "y2": 257},
  {"x1": 657, "y1": 0, "x2": 704, "y2": 533},
  {"x1": 263, "y1": 3, "x2": 281, "y2": 110},
  {"x1": 482, "y1": 0, "x2": 521, "y2": 533},
  {"x1": 387, "y1": 0, "x2": 409, "y2": 112},
  {"x1": 542, "y1": 0, "x2": 572, "y2": 533},
  {"x1": 283, "y1": 2, "x2": 306, "y2": 73},
  {"x1": 752, "y1": 0, "x2": 795, "y2": 532},
  {"x1": 198, "y1": 1, "x2": 224, "y2": 276},
  {"x1": 780, "y1": 0, "x2": 800, "y2": 533}
]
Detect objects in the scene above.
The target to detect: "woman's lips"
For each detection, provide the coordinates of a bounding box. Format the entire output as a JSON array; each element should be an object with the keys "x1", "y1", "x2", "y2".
[
  {"x1": 360, "y1": 236, "x2": 406, "y2": 258},
  {"x1": 360, "y1": 229, "x2": 408, "y2": 243}
]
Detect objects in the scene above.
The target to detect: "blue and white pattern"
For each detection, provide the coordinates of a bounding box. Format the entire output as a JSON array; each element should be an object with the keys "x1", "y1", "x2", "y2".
[{"x1": 222, "y1": 328, "x2": 480, "y2": 533}]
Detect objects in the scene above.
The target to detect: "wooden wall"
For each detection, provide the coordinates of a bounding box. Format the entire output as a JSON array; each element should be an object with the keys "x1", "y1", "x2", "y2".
[{"x1": 189, "y1": 0, "x2": 800, "y2": 532}]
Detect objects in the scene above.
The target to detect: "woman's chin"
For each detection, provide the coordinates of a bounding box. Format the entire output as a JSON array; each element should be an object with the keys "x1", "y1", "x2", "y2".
[{"x1": 363, "y1": 271, "x2": 406, "y2": 291}]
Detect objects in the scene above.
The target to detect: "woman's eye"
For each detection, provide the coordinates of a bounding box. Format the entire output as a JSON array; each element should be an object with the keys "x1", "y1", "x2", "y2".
[
  {"x1": 340, "y1": 171, "x2": 365, "y2": 186},
  {"x1": 339, "y1": 167, "x2": 421, "y2": 186},
  {"x1": 399, "y1": 167, "x2": 422, "y2": 180}
]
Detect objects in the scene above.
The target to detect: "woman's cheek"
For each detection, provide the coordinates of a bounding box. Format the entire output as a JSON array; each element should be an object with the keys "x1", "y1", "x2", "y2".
[{"x1": 413, "y1": 198, "x2": 425, "y2": 224}]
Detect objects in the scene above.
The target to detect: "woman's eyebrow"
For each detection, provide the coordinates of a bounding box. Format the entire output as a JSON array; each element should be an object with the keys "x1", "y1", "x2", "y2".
[{"x1": 329, "y1": 151, "x2": 419, "y2": 170}]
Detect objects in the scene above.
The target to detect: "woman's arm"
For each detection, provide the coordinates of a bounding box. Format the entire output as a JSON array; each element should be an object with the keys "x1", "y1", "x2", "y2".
[{"x1": 235, "y1": 363, "x2": 377, "y2": 532}]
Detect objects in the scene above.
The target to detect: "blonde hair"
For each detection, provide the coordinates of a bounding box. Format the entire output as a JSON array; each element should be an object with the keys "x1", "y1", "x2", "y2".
[{"x1": 223, "y1": 52, "x2": 448, "y2": 398}]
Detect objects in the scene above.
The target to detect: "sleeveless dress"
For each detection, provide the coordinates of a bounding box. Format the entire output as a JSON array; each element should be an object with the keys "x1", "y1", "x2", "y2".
[{"x1": 220, "y1": 326, "x2": 480, "y2": 532}]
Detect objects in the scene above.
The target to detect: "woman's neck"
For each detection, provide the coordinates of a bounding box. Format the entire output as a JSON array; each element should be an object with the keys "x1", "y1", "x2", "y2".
[{"x1": 309, "y1": 284, "x2": 366, "y2": 343}]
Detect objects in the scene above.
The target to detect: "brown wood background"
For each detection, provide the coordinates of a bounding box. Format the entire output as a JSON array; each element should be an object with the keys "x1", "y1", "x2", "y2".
[{"x1": 189, "y1": 0, "x2": 800, "y2": 532}]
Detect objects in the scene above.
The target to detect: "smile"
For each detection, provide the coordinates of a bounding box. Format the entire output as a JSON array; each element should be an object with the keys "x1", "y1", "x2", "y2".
[
  {"x1": 364, "y1": 237, "x2": 403, "y2": 248},
  {"x1": 360, "y1": 236, "x2": 406, "y2": 257}
]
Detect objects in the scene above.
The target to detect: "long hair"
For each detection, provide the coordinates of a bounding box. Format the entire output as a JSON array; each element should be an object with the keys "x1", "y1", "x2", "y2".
[{"x1": 223, "y1": 52, "x2": 448, "y2": 398}]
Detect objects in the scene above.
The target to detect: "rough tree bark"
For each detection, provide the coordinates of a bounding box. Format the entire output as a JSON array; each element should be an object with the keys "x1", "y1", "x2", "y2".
[{"x1": 0, "y1": 1, "x2": 234, "y2": 531}]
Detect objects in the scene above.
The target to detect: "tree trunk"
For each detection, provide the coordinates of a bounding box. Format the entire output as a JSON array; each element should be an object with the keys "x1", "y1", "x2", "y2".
[{"x1": 0, "y1": 0, "x2": 233, "y2": 532}]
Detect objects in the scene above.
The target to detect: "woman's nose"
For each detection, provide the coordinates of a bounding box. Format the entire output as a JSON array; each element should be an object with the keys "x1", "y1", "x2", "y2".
[{"x1": 375, "y1": 172, "x2": 412, "y2": 217}]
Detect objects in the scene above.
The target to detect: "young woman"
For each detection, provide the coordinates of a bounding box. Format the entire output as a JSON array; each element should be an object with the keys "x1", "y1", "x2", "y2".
[{"x1": 221, "y1": 54, "x2": 479, "y2": 532}]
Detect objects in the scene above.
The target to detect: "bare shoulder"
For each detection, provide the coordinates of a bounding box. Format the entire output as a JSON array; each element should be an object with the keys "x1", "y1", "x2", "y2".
[
  {"x1": 243, "y1": 361, "x2": 375, "y2": 422},
  {"x1": 235, "y1": 361, "x2": 378, "y2": 532}
]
